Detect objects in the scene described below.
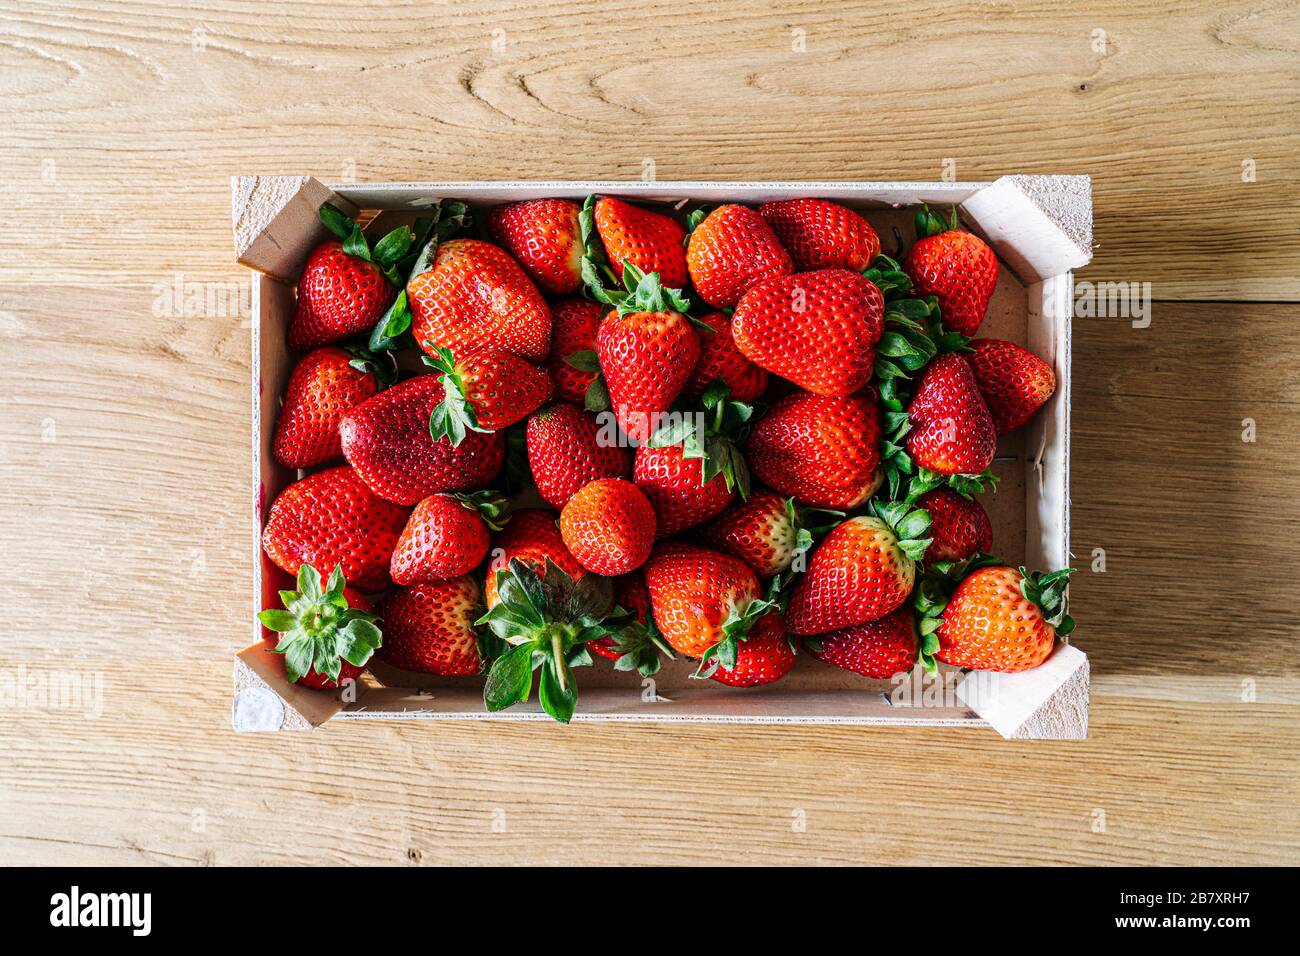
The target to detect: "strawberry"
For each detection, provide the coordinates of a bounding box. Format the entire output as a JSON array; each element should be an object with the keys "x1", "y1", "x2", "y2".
[
  {"x1": 634, "y1": 443, "x2": 735, "y2": 536},
  {"x1": 915, "y1": 487, "x2": 992, "y2": 563},
  {"x1": 966, "y1": 338, "x2": 1056, "y2": 435},
  {"x1": 526, "y1": 402, "x2": 631, "y2": 509},
  {"x1": 731, "y1": 270, "x2": 885, "y2": 396},
  {"x1": 805, "y1": 606, "x2": 917, "y2": 679},
  {"x1": 593, "y1": 263, "x2": 700, "y2": 443},
  {"x1": 483, "y1": 508, "x2": 585, "y2": 608},
  {"x1": 706, "y1": 614, "x2": 794, "y2": 687},
  {"x1": 643, "y1": 542, "x2": 775, "y2": 661},
  {"x1": 930, "y1": 566, "x2": 1073, "y2": 673},
  {"x1": 746, "y1": 391, "x2": 882, "y2": 509},
  {"x1": 286, "y1": 205, "x2": 420, "y2": 350},
  {"x1": 486, "y1": 198, "x2": 583, "y2": 295},
  {"x1": 785, "y1": 502, "x2": 932, "y2": 635},
  {"x1": 389, "y1": 490, "x2": 510, "y2": 585},
  {"x1": 481, "y1": 558, "x2": 620, "y2": 722},
  {"x1": 686, "y1": 204, "x2": 793, "y2": 308},
  {"x1": 560, "y1": 478, "x2": 657, "y2": 576},
  {"x1": 684, "y1": 311, "x2": 768, "y2": 403},
  {"x1": 272, "y1": 346, "x2": 382, "y2": 469},
  {"x1": 589, "y1": 573, "x2": 649, "y2": 663},
  {"x1": 407, "y1": 238, "x2": 551, "y2": 363},
  {"x1": 586, "y1": 573, "x2": 673, "y2": 675},
  {"x1": 378, "y1": 576, "x2": 483, "y2": 676},
  {"x1": 583, "y1": 195, "x2": 689, "y2": 289},
  {"x1": 545, "y1": 298, "x2": 605, "y2": 406},
  {"x1": 261, "y1": 467, "x2": 409, "y2": 592},
  {"x1": 758, "y1": 198, "x2": 880, "y2": 272},
  {"x1": 258, "y1": 564, "x2": 383, "y2": 689},
  {"x1": 696, "y1": 490, "x2": 835, "y2": 578},
  {"x1": 903, "y1": 353, "x2": 997, "y2": 477},
  {"x1": 423, "y1": 346, "x2": 553, "y2": 445},
  {"x1": 903, "y1": 206, "x2": 998, "y2": 337},
  {"x1": 339, "y1": 375, "x2": 505, "y2": 505}
]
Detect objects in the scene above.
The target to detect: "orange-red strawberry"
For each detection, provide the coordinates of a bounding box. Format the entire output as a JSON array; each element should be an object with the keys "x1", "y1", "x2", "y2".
[
  {"x1": 686, "y1": 204, "x2": 793, "y2": 308},
  {"x1": 486, "y1": 198, "x2": 584, "y2": 295},
  {"x1": 934, "y1": 566, "x2": 1073, "y2": 672},
  {"x1": 261, "y1": 467, "x2": 409, "y2": 592},
  {"x1": 905, "y1": 353, "x2": 997, "y2": 476},
  {"x1": 904, "y1": 206, "x2": 998, "y2": 337},
  {"x1": 288, "y1": 241, "x2": 396, "y2": 350},
  {"x1": 272, "y1": 346, "x2": 382, "y2": 468},
  {"x1": 643, "y1": 542, "x2": 774, "y2": 660},
  {"x1": 378, "y1": 576, "x2": 483, "y2": 675},
  {"x1": 586, "y1": 195, "x2": 689, "y2": 289},
  {"x1": 424, "y1": 347, "x2": 552, "y2": 445},
  {"x1": 634, "y1": 443, "x2": 735, "y2": 537},
  {"x1": 390, "y1": 491, "x2": 509, "y2": 585},
  {"x1": 696, "y1": 490, "x2": 828, "y2": 578},
  {"x1": 684, "y1": 311, "x2": 768, "y2": 403},
  {"x1": 594, "y1": 265, "x2": 700, "y2": 442},
  {"x1": 915, "y1": 487, "x2": 992, "y2": 563},
  {"x1": 526, "y1": 402, "x2": 631, "y2": 509},
  {"x1": 258, "y1": 564, "x2": 383, "y2": 689},
  {"x1": 732, "y1": 270, "x2": 885, "y2": 396},
  {"x1": 746, "y1": 391, "x2": 882, "y2": 509},
  {"x1": 785, "y1": 502, "x2": 931, "y2": 635},
  {"x1": 966, "y1": 338, "x2": 1056, "y2": 435},
  {"x1": 706, "y1": 614, "x2": 794, "y2": 687},
  {"x1": 758, "y1": 198, "x2": 881, "y2": 272},
  {"x1": 407, "y1": 238, "x2": 551, "y2": 362},
  {"x1": 339, "y1": 375, "x2": 505, "y2": 505},
  {"x1": 560, "y1": 478, "x2": 657, "y2": 575},
  {"x1": 483, "y1": 508, "x2": 585, "y2": 608},
  {"x1": 806, "y1": 606, "x2": 917, "y2": 679},
  {"x1": 545, "y1": 298, "x2": 605, "y2": 406}
]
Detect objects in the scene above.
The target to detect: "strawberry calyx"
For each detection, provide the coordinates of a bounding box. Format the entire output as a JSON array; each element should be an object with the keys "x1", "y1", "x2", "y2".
[
  {"x1": 479, "y1": 558, "x2": 618, "y2": 723},
  {"x1": 911, "y1": 552, "x2": 1001, "y2": 671},
  {"x1": 453, "y1": 489, "x2": 512, "y2": 531},
  {"x1": 914, "y1": 204, "x2": 963, "y2": 240},
  {"x1": 693, "y1": 589, "x2": 782, "y2": 680},
  {"x1": 340, "y1": 341, "x2": 398, "y2": 387},
  {"x1": 562, "y1": 349, "x2": 612, "y2": 413},
  {"x1": 868, "y1": 498, "x2": 933, "y2": 564},
  {"x1": 786, "y1": 496, "x2": 844, "y2": 573},
  {"x1": 604, "y1": 605, "x2": 675, "y2": 678},
  {"x1": 424, "y1": 347, "x2": 490, "y2": 446},
  {"x1": 646, "y1": 381, "x2": 753, "y2": 496},
  {"x1": 318, "y1": 203, "x2": 422, "y2": 287},
  {"x1": 257, "y1": 564, "x2": 382, "y2": 685},
  {"x1": 1019, "y1": 567, "x2": 1076, "y2": 635}
]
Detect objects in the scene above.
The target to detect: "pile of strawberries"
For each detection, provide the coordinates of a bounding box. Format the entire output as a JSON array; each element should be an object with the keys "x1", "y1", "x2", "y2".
[{"x1": 258, "y1": 193, "x2": 1074, "y2": 722}]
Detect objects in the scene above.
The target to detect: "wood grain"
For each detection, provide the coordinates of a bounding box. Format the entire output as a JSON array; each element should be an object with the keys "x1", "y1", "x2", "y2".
[{"x1": 1, "y1": 0, "x2": 1298, "y2": 866}]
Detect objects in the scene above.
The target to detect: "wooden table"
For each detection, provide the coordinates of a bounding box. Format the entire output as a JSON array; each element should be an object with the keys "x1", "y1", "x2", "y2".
[{"x1": 2, "y1": 0, "x2": 1297, "y2": 865}]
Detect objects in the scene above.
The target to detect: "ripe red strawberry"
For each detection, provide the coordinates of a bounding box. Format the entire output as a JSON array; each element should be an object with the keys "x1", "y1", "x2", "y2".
[
  {"x1": 261, "y1": 467, "x2": 409, "y2": 592},
  {"x1": 966, "y1": 338, "x2": 1056, "y2": 435},
  {"x1": 378, "y1": 576, "x2": 483, "y2": 675},
  {"x1": 483, "y1": 508, "x2": 585, "y2": 608},
  {"x1": 390, "y1": 491, "x2": 509, "y2": 585},
  {"x1": 644, "y1": 542, "x2": 773, "y2": 659},
  {"x1": 408, "y1": 238, "x2": 551, "y2": 363},
  {"x1": 560, "y1": 478, "x2": 657, "y2": 575},
  {"x1": 546, "y1": 298, "x2": 605, "y2": 406},
  {"x1": 526, "y1": 402, "x2": 631, "y2": 509},
  {"x1": 634, "y1": 443, "x2": 735, "y2": 537},
  {"x1": 904, "y1": 206, "x2": 998, "y2": 337},
  {"x1": 905, "y1": 353, "x2": 997, "y2": 476},
  {"x1": 272, "y1": 346, "x2": 381, "y2": 468},
  {"x1": 684, "y1": 311, "x2": 768, "y2": 403},
  {"x1": 258, "y1": 564, "x2": 383, "y2": 689},
  {"x1": 486, "y1": 198, "x2": 583, "y2": 295},
  {"x1": 732, "y1": 270, "x2": 884, "y2": 396},
  {"x1": 758, "y1": 198, "x2": 881, "y2": 272},
  {"x1": 707, "y1": 614, "x2": 794, "y2": 687},
  {"x1": 587, "y1": 195, "x2": 689, "y2": 289},
  {"x1": 686, "y1": 204, "x2": 793, "y2": 308},
  {"x1": 697, "y1": 490, "x2": 819, "y2": 578},
  {"x1": 806, "y1": 606, "x2": 917, "y2": 679},
  {"x1": 934, "y1": 566, "x2": 1073, "y2": 672},
  {"x1": 288, "y1": 241, "x2": 396, "y2": 350},
  {"x1": 424, "y1": 347, "x2": 553, "y2": 445},
  {"x1": 746, "y1": 391, "x2": 882, "y2": 509},
  {"x1": 339, "y1": 375, "x2": 505, "y2": 505},
  {"x1": 594, "y1": 265, "x2": 700, "y2": 442},
  {"x1": 915, "y1": 487, "x2": 992, "y2": 563},
  {"x1": 785, "y1": 503, "x2": 931, "y2": 635}
]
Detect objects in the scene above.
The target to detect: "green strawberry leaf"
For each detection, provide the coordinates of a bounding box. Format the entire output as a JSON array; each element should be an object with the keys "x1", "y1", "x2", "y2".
[
  {"x1": 565, "y1": 350, "x2": 600, "y2": 373},
  {"x1": 484, "y1": 644, "x2": 535, "y2": 712},
  {"x1": 538, "y1": 657, "x2": 578, "y2": 724},
  {"x1": 318, "y1": 204, "x2": 355, "y2": 242},
  {"x1": 372, "y1": 225, "x2": 416, "y2": 266}
]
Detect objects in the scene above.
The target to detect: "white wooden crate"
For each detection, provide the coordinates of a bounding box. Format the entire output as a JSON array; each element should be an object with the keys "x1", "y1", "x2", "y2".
[{"x1": 231, "y1": 176, "x2": 1092, "y2": 739}]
